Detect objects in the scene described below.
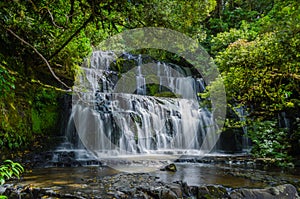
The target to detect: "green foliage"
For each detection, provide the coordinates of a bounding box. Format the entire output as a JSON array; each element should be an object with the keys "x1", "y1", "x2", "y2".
[
  {"x1": 0, "y1": 132, "x2": 25, "y2": 150},
  {"x1": 0, "y1": 66, "x2": 15, "y2": 98},
  {"x1": 0, "y1": 0, "x2": 299, "y2": 165},
  {"x1": 0, "y1": 160, "x2": 24, "y2": 185},
  {"x1": 0, "y1": 81, "x2": 61, "y2": 151},
  {"x1": 122, "y1": 0, "x2": 216, "y2": 41},
  {"x1": 206, "y1": 0, "x2": 300, "y2": 163},
  {"x1": 206, "y1": 0, "x2": 274, "y2": 35},
  {"x1": 110, "y1": 58, "x2": 136, "y2": 74},
  {"x1": 248, "y1": 120, "x2": 292, "y2": 166},
  {"x1": 0, "y1": 67, "x2": 29, "y2": 150},
  {"x1": 215, "y1": 18, "x2": 299, "y2": 116},
  {"x1": 31, "y1": 87, "x2": 61, "y2": 134},
  {"x1": 0, "y1": 160, "x2": 23, "y2": 198},
  {"x1": 154, "y1": 91, "x2": 178, "y2": 98},
  {"x1": 210, "y1": 22, "x2": 258, "y2": 56},
  {"x1": 0, "y1": 98, "x2": 29, "y2": 150},
  {"x1": 147, "y1": 84, "x2": 160, "y2": 96},
  {"x1": 31, "y1": 108, "x2": 58, "y2": 134},
  {"x1": 0, "y1": 0, "x2": 216, "y2": 86}
]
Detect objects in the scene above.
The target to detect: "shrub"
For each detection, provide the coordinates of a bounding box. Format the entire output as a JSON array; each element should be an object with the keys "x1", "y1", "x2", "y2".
[{"x1": 0, "y1": 160, "x2": 24, "y2": 185}]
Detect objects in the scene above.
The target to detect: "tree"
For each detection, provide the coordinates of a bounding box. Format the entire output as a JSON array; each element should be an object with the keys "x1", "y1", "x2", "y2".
[
  {"x1": 0, "y1": 0, "x2": 217, "y2": 151},
  {"x1": 212, "y1": 0, "x2": 300, "y2": 163}
]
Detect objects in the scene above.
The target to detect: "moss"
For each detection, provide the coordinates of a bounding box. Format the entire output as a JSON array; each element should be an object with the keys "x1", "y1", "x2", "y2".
[
  {"x1": 0, "y1": 76, "x2": 63, "y2": 153},
  {"x1": 110, "y1": 58, "x2": 136, "y2": 73},
  {"x1": 31, "y1": 109, "x2": 41, "y2": 133},
  {"x1": 154, "y1": 91, "x2": 180, "y2": 98},
  {"x1": 30, "y1": 86, "x2": 62, "y2": 135},
  {"x1": 147, "y1": 84, "x2": 160, "y2": 96},
  {"x1": 0, "y1": 94, "x2": 32, "y2": 150},
  {"x1": 31, "y1": 107, "x2": 59, "y2": 134}
]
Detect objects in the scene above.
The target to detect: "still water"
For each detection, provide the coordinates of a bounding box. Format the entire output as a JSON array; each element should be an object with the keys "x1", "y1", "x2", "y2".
[{"x1": 21, "y1": 162, "x2": 300, "y2": 195}]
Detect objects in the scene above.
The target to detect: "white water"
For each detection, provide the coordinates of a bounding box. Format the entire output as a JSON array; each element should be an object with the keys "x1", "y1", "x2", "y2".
[
  {"x1": 235, "y1": 107, "x2": 251, "y2": 153},
  {"x1": 70, "y1": 51, "x2": 219, "y2": 157}
]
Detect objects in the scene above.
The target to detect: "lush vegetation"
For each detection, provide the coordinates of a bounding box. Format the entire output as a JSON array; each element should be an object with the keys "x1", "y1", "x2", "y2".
[
  {"x1": 0, "y1": 0, "x2": 299, "y2": 166},
  {"x1": 0, "y1": 160, "x2": 24, "y2": 199},
  {"x1": 0, "y1": 160, "x2": 24, "y2": 185},
  {"x1": 208, "y1": 0, "x2": 300, "y2": 166}
]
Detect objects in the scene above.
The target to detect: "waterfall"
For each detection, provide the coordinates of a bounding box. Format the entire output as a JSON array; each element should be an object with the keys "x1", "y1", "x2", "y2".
[
  {"x1": 69, "y1": 51, "x2": 219, "y2": 157},
  {"x1": 235, "y1": 107, "x2": 251, "y2": 153},
  {"x1": 136, "y1": 54, "x2": 146, "y2": 95}
]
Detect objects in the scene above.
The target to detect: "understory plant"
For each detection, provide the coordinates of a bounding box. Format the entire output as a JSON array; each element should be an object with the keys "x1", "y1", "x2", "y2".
[
  {"x1": 248, "y1": 120, "x2": 292, "y2": 167},
  {"x1": 0, "y1": 160, "x2": 24, "y2": 199}
]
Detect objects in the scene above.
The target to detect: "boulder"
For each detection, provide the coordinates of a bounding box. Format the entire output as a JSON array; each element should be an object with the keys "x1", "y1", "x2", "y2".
[
  {"x1": 197, "y1": 185, "x2": 229, "y2": 198},
  {"x1": 167, "y1": 183, "x2": 184, "y2": 198},
  {"x1": 230, "y1": 184, "x2": 299, "y2": 199},
  {"x1": 160, "y1": 163, "x2": 177, "y2": 172},
  {"x1": 161, "y1": 188, "x2": 178, "y2": 199}
]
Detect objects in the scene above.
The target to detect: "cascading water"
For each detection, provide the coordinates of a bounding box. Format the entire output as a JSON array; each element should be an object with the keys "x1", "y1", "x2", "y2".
[
  {"x1": 69, "y1": 51, "x2": 219, "y2": 158},
  {"x1": 235, "y1": 106, "x2": 251, "y2": 153}
]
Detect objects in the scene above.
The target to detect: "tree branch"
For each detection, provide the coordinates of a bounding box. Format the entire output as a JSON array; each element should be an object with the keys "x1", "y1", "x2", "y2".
[
  {"x1": 69, "y1": 0, "x2": 75, "y2": 23},
  {"x1": 6, "y1": 28, "x2": 71, "y2": 90},
  {"x1": 48, "y1": 15, "x2": 93, "y2": 61},
  {"x1": 45, "y1": 8, "x2": 65, "y2": 29}
]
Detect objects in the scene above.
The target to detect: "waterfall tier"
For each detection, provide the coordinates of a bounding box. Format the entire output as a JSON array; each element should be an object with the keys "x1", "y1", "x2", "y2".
[{"x1": 70, "y1": 51, "x2": 219, "y2": 157}]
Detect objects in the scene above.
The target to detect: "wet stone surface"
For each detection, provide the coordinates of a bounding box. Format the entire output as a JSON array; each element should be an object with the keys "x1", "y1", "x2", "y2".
[
  {"x1": 2, "y1": 172, "x2": 300, "y2": 199},
  {"x1": 2, "y1": 155, "x2": 300, "y2": 198}
]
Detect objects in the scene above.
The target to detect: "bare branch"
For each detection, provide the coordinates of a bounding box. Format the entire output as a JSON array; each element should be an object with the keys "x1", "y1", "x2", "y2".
[
  {"x1": 69, "y1": 0, "x2": 75, "y2": 23},
  {"x1": 6, "y1": 28, "x2": 71, "y2": 90},
  {"x1": 46, "y1": 8, "x2": 65, "y2": 29}
]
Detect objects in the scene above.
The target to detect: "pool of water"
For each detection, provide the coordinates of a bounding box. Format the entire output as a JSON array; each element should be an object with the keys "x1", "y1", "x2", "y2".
[
  {"x1": 155, "y1": 163, "x2": 267, "y2": 188},
  {"x1": 19, "y1": 156, "x2": 300, "y2": 197},
  {"x1": 22, "y1": 167, "x2": 119, "y2": 188},
  {"x1": 21, "y1": 164, "x2": 297, "y2": 189}
]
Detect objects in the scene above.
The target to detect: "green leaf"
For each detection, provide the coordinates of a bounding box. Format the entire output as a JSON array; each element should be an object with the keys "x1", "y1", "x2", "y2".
[
  {"x1": 12, "y1": 168, "x2": 19, "y2": 176},
  {"x1": 0, "y1": 178, "x2": 5, "y2": 185}
]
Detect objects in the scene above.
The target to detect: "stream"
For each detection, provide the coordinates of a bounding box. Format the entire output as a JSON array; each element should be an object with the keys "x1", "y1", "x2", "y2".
[
  {"x1": 9, "y1": 155, "x2": 299, "y2": 198},
  {"x1": 22, "y1": 163, "x2": 267, "y2": 189}
]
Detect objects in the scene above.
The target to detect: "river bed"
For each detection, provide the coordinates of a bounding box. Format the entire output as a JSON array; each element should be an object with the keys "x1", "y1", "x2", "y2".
[{"x1": 20, "y1": 161, "x2": 300, "y2": 195}]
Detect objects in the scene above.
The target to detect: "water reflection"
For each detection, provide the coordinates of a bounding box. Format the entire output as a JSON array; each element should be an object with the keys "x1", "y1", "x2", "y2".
[
  {"x1": 154, "y1": 163, "x2": 266, "y2": 188},
  {"x1": 23, "y1": 167, "x2": 118, "y2": 188},
  {"x1": 21, "y1": 162, "x2": 299, "y2": 194}
]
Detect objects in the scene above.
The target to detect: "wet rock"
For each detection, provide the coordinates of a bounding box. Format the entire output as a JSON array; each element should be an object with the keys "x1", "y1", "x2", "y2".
[
  {"x1": 197, "y1": 185, "x2": 229, "y2": 198},
  {"x1": 167, "y1": 183, "x2": 183, "y2": 198},
  {"x1": 175, "y1": 181, "x2": 190, "y2": 196},
  {"x1": 198, "y1": 186, "x2": 210, "y2": 197},
  {"x1": 160, "y1": 163, "x2": 177, "y2": 172},
  {"x1": 3, "y1": 189, "x2": 18, "y2": 199},
  {"x1": 294, "y1": 160, "x2": 300, "y2": 167},
  {"x1": 133, "y1": 192, "x2": 149, "y2": 199},
  {"x1": 0, "y1": 183, "x2": 13, "y2": 195},
  {"x1": 3, "y1": 172, "x2": 299, "y2": 199},
  {"x1": 230, "y1": 184, "x2": 299, "y2": 199},
  {"x1": 188, "y1": 185, "x2": 198, "y2": 196},
  {"x1": 174, "y1": 155, "x2": 259, "y2": 168},
  {"x1": 161, "y1": 188, "x2": 177, "y2": 199}
]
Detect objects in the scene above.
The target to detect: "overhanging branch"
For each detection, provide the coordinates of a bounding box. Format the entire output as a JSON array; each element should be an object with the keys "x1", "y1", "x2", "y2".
[{"x1": 6, "y1": 28, "x2": 71, "y2": 90}]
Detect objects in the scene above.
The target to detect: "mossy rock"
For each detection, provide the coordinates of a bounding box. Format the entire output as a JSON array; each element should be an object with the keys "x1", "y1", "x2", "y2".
[
  {"x1": 198, "y1": 185, "x2": 228, "y2": 199},
  {"x1": 110, "y1": 58, "x2": 136, "y2": 73},
  {"x1": 161, "y1": 163, "x2": 177, "y2": 172},
  {"x1": 154, "y1": 92, "x2": 179, "y2": 98}
]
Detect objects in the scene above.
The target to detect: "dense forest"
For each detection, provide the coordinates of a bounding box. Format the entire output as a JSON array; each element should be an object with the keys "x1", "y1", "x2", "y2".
[{"x1": 0, "y1": 0, "x2": 299, "y2": 166}]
